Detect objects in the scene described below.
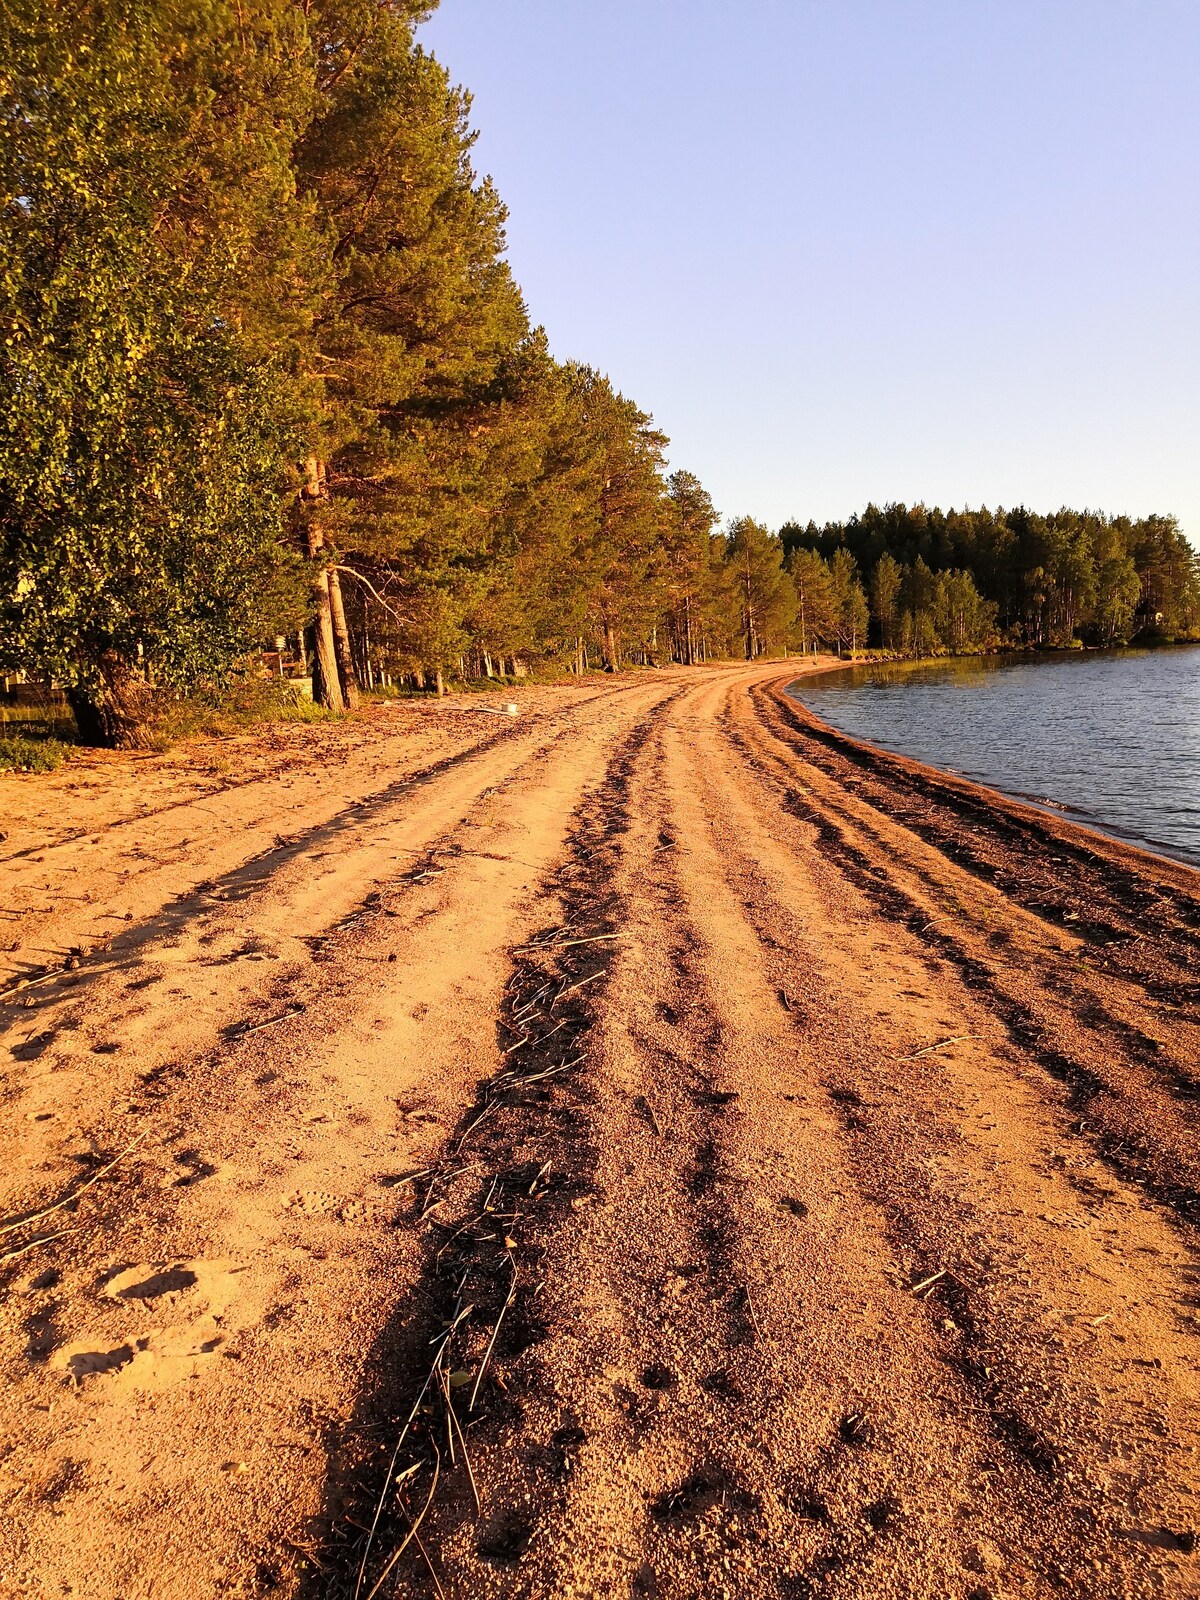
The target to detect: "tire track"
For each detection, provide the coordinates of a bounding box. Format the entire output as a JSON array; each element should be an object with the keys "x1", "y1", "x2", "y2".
[{"x1": 308, "y1": 708, "x2": 668, "y2": 1599}]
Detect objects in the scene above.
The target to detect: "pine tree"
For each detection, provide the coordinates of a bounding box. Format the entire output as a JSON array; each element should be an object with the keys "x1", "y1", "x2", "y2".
[
  {"x1": 786, "y1": 548, "x2": 837, "y2": 654},
  {"x1": 828, "y1": 548, "x2": 868, "y2": 656},
  {"x1": 869, "y1": 553, "x2": 902, "y2": 649},
  {"x1": 725, "y1": 518, "x2": 794, "y2": 659},
  {"x1": 295, "y1": 0, "x2": 528, "y2": 700},
  {"x1": 664, "y1": 471, "x2": 719, "y2": 664}
]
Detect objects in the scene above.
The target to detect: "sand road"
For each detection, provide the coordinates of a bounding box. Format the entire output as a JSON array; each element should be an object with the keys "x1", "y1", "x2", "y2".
[{"x1": 1, "y1": 662, "x2": 1199, "y2": 1600}]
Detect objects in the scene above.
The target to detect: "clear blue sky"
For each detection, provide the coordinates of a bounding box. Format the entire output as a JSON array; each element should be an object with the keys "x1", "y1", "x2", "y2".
[{"x1": 420, "y1": 1, "x2": 1199, "y2": 541}]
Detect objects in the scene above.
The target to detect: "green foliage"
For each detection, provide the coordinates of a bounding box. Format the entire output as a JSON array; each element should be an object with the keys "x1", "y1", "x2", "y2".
[
  {"x1": 0, "y1": 0, "x2": 314, "y2": 740},
  {"x1": 787, "y1": 547, "x2": 837, "y2": 654},
  {"x1": 0, "y1": 731, "x2": 71, "y2": 771},
  {"x1": 149, "y1": 674, "x2": 340, "y2": 743}
]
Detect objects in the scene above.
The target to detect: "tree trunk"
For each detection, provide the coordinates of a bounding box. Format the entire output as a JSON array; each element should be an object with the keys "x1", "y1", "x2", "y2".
[
  {"x1": 326, "y1": 566, "x2": 360, "y2": 709},
  {"x1": 301, "y1": 457, "x2": 345, "y2": 714},
  {"x1": 65, "y1": 656, "x2": 156, "y2": 748},
  {"x1": 435, "y1": 668, "x2": 445, "y2": 697},
  {"x1": 362, "y1": 613, "x2": 375, "y2": 690},
  {"x1": 306, "y1": 565, "x2": 344, "y2": 714},
  {"x1": 602, "y1": 620, "x2": 619, "y2": 672}
]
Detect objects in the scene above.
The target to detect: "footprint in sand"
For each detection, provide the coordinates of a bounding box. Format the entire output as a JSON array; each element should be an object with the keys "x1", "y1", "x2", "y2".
[
  {"x1": 283, "y1": 1190, "x2": 396, "y2": 1225},
  {"x1": 52, "y1": 1259, "x2": 259, "y2": 1392}
]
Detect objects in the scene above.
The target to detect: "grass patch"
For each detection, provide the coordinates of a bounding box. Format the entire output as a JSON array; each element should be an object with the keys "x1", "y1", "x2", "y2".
[
  {"x1": 0, "y1": 733, "x2": 73, "y2": 773},
  {"x1": 149, "y1": 677, "x2": 340, "y2": 745}
]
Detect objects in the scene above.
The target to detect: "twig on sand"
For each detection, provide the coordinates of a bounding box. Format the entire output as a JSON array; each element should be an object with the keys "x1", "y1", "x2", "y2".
[
  {"x1": 636, "y1": 1096, "x2": 663, "y2": 1137},
  {"x1": 470, "y1": 1256, "x2": 518, "y2": 1412},
  {"x1": 550, "y1": 970, "x2": 602, "y2": 1008},
  {"x1": 0, "y1": 1226, "x2": 75, "y2": 1265},
  {"x1": 512, "y1": 932, "x2": 622, "y2": 954},
  {"x1": 899, "y1": 1035, "x2": 974, "y2": 1062},
  {"x1": 408, "y1": 1522, "x2": 446, "y2": 1600},
  {"x1": 230, "y1": 1005, "x2": 305, "y2": 1038},
  {"x1": 355, "y1": 1273, "x2": 470, "y2": 1600},
  {"x1": 743, "y1": 1283, "x2": 764, "y2": 1341},
  {"x1": 0, "y1": 1130, "x2": 148, "y2": 1238},
  {"x1": 362, "y1": 1445, "x2": 442, "y2": 1600},
  {"x1": 453, "y1": 1100, "x2": 498, "y2": 1155},
  {"x1": 0, "y1": 968, "x2": 66, "y2": 1002},
  {"x1": 910, "y1": 1268, "x2": 947, "y2": 1296},
  {"x1": 440, "y1": 1369, "x2": 481, "y2": 1514}
]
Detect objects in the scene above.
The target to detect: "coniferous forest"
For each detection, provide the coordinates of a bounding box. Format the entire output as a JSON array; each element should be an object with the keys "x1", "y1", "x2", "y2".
[{"x1": 2, "y1": 1, "x2": 1197, "y2": 744}]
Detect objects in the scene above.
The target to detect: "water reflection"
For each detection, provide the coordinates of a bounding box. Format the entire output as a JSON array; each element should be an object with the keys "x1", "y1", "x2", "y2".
[{"x1": 791, "y1": 648, "x2": 1200, "y2": 868}]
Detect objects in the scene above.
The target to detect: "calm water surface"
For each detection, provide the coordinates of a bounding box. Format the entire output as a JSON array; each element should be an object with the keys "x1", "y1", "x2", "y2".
[{"x1": 791, "y1": 648, "x2": 1200, "y2": 869}]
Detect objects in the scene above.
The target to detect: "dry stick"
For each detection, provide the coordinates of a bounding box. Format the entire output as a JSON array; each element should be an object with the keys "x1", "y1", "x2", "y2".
[
  {"x1": 436, "y1": 1211, "x2": 493, "y2": 1261},
  {"x1": 0, "y1": 1226, "x2": 75, "y2": 1265},
  {"x1": 234, "y1": 1005, "x2": 305, "y2": 1037},
  {"x1": 512, "y1": 933, "x2": 622, "y2": 954},
  {"x1": 354, "y1": 1276, "x2": 466, "y2": 1600},
  {"x1": 440, "y1": 1370, "x2": 481, "y2": 1515},
  {"x1": 469, "y1": 1257, "x2": 518, "y2": 1412},
  {"x1": 899, "y1": 1035, "x2": 974, "y2": 1062},
  {"x1": 0, "y1": 1130, "x2": 148, "y2": 1238},
  {"x1": 362, "y1": 1445, "x2": 442, "y2": 1600},
  {"x1": 513, "y1": 986, "x2": 551, "y2": 1020},
  {"x1": 550, "y1": 971, "x2": 602, "y2": 1008},
  {"x1": 388, "y1": 1166, "x2": 437, "y2": 1189},
  {"x1": 436, "y1": 1368, "x2": 456, "y2": 1468},
  {"x1": 453, "y1": 1099, "x2": 499, "y2": 1155},
  {"x1": 408, "y1": 1524, "x2": 447, "y2": 1600},
  {"x1": 910, "y1": 1268, "x2": 947, "y2": 1296},
  {"x1": 517, "y1": 1061, "x2": 572, "y2": 1087},
  {"x1": 743, "y1": 1283, "x2": 764, "y2": 1341},
  {"x1": 0, "y1": 968, "x2": 66, "y2": 1002},
  {"x1": 512, "y1": 1017, "x2": 568, "y2": 1054}
]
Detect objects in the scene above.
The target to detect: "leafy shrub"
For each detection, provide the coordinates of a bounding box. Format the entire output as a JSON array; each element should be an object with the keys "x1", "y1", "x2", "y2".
[{"x1": 0, "y1": 733, "x2": 72, "y2": 772}]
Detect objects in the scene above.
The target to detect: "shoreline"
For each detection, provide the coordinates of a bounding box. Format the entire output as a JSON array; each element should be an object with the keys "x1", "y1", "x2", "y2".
[{"x1": 785, "y1": 651, "x2": 1200, "y2": 876}]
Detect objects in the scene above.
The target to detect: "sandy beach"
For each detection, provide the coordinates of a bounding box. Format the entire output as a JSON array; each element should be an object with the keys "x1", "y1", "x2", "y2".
[{"x1": 2, "y1": 661, "x2": 1198, "y2": 1599}]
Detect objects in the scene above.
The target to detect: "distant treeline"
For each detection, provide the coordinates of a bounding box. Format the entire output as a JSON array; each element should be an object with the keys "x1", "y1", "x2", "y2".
[
  {"x1": 781, "y1": 504, "x2": 1200, "y2": 656},
  {"x1": 2, "y1": 6, "x2": 1195, "y2": 746}
]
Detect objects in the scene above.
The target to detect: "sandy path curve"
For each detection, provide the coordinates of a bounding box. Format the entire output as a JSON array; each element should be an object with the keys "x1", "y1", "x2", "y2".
[{"x1": 2, "y1": 663, "x2": 1197, "y2": 1600}]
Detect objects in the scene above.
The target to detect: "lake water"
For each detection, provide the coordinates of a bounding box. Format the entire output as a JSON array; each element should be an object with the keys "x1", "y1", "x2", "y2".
[{"x1": 790, "y1": 648, "x2": 1200, "y2": 869}]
